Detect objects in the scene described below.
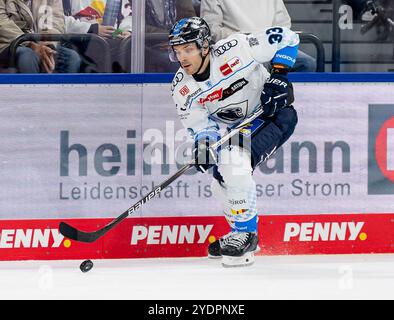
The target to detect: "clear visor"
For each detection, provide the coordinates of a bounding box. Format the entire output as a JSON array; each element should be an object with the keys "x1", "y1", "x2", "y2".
[{"x1": 168, "y1": 45, "x2": 203, "y2": 63}]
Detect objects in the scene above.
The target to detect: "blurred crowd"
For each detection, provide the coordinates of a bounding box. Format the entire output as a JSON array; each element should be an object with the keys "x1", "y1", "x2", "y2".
[{"x1": 0, "y1": 0, "x2": 392, "y2": 73}]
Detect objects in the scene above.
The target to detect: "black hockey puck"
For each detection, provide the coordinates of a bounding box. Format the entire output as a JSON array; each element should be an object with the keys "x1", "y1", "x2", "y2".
[{"x1": 80, "y1": 259, "x2": 94, "y2": 273}]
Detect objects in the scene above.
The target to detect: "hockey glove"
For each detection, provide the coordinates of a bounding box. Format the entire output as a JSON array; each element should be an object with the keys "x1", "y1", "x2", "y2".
[
  {"x1": 260, "y1": 71, "x2": 294, "y2": 118},
  {"x1": 193, "y1": 131, "x2": 220, "y2": 173}
]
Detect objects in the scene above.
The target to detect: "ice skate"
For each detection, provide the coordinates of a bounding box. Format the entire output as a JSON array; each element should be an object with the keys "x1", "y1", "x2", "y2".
[
  {"x1": 221, "y1": 232, "x2": 259, "y2": 268},
  {"x1": 208, "y1": 232, "x2": 234, "y2": 259},
  {"x1": 208, "y1": 231, "x2": 260, "y2": 259}
]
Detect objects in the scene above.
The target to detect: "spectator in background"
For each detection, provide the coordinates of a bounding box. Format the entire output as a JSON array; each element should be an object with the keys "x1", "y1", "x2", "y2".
[
  {"x1": 63, "y1": 0, "x2": 131, "y2": 38},
  {"x1": 200, "y1": 0, "x2": 317, "y2": 72},
  {"x1": 344, "y1": 0, "x2": 394, "y2": 41},
  {"x1": 63, "y1": 0, "x2": 132, "y2": 72},
  {"x1": 145, "y1": 0, "x2": 196, "y2": 72},
  {"x1": 0, "y1": 0, "x2": 81, "y2": 73}
]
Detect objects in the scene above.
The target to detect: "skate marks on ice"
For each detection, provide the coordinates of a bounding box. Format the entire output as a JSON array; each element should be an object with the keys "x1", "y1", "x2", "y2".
[{"x1": 0, "y1": 254, "x2": 393, "y2": 299}]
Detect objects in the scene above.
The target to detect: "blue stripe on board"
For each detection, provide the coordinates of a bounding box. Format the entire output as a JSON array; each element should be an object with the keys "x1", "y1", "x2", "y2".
[{"x1": 0, "y1": 73, "x2": 394, "y2": 84}]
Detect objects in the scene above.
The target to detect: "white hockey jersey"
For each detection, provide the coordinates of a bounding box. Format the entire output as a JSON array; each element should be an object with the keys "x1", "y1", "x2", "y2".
[{"x1": 171, "y1": 27, "x2": 299, "y2": 138}]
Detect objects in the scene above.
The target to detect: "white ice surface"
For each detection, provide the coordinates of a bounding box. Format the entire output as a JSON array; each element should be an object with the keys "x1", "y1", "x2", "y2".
[{"x1": 1, "y1": 254, "x2": 394, "y2": 300}]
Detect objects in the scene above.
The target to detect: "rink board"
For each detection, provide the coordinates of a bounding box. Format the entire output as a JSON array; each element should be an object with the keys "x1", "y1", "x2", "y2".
[
  {"x1": 0, "y1": 74, "x2": 393, "y2": 260},
  {"x1": 1, "y1": 82, "x2": 394, "y2": 218},
  {"x1": 0, "y1": 214, "x2": 393, "y2": 260}
]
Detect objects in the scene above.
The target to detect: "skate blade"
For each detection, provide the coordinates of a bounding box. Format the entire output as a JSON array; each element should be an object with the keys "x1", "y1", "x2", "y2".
[
  {"x1": 221, "y1": 252, "x2": 255, "y2": 268},
  {"x1": 208, "y1": 246, "x2": 260, "y2": 260},
  {"x1": 208, "y1": 254, "x2": 222, "y2": 259}
]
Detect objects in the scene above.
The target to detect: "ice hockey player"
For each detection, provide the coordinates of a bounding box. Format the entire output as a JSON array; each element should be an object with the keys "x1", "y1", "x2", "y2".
[{"x1": 169, "y1": 17, "x2": 299, "y2": 267}]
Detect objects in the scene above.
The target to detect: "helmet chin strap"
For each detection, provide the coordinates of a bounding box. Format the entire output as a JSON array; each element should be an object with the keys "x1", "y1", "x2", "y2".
[{"x1": 193, "y1": 50, "x2": 208, "y2": 75}]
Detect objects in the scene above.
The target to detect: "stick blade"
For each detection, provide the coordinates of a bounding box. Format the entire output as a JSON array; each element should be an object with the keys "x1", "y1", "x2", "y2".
[{"x1": 59, "y1": 222, "x2": 100, "y2": 243}]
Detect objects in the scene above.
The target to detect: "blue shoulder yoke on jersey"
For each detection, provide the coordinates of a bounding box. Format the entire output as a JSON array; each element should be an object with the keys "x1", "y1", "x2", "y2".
[{"x1": 272, "y1": 44, "x2": 299, "y2": 68}]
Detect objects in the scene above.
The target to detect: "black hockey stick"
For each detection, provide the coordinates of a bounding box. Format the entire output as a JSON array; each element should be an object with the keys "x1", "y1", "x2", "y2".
[
  {"x1": 59, "y1": 106, "x2": 265, "y2": 243},
  {"x1": 59, "y1": 163, "x2": 193, "y2": 243}
]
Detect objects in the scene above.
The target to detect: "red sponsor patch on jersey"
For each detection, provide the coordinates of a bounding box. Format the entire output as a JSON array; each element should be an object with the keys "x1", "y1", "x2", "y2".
[
  {"x1": 219, "y1": 57, "x2": 241, "y2": 76},
  {"x1": 199, "y1": 88, "x2": 223, "y2": 106},
  {"x1": 220, "y1": 63, "x2": 232, "y2": 76},
  {"x1": 179, "y1": 85, "x2": 190, "y2": 96}
]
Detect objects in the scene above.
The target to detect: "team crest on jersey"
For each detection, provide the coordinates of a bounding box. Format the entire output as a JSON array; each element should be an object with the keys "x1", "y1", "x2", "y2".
[
  {"x1": 219, "y1": 57, "x2": 242, "y2": 76},
  {"x1": 216, "y1": 107, "x2": 244, "y2": 122},
  {"x1": 211, "y1": 100, "x2": 248, "y2": 123}
]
